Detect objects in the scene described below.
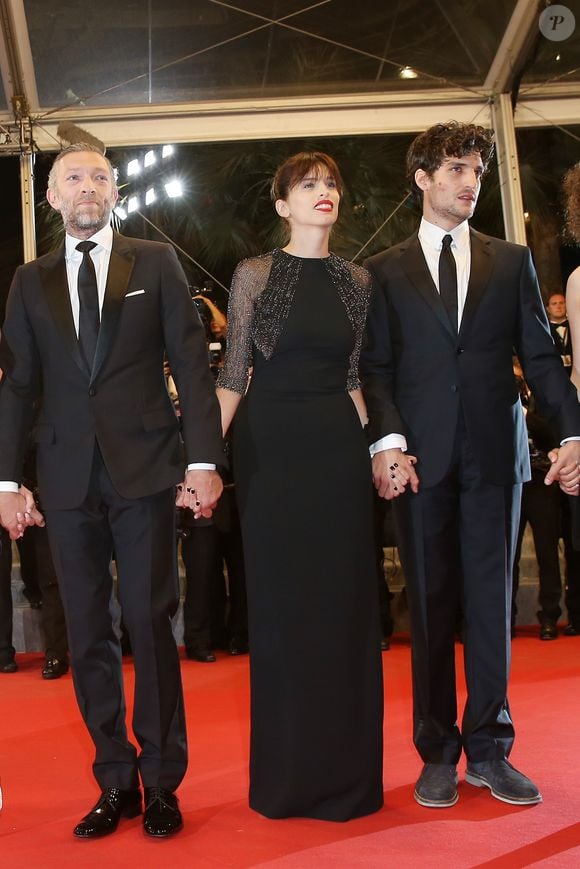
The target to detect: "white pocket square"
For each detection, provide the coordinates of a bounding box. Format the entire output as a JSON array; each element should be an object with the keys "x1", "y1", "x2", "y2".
[{"x1": 125, "y1": 289, "x2": 146, "y2": 298}]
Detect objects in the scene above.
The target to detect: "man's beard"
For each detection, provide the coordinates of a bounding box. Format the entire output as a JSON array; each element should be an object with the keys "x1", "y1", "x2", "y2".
[{"x1": 62, "y1": 200, "x2": 112, "y2": 234}]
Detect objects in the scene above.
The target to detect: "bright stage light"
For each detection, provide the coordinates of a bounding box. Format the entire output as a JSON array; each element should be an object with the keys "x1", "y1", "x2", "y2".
[
  {"x1": 127, "y1": 196, "x2": 140, "y2": 213},
  {"x1": 165, "y1": 179, "x2": 183, "y2": 198},
  {"x1": 114, "y1": 206, "x2": 127, "y2": 220},
  {"x1": 162, "y1": 145, "x2": 174, "y2": 158},
  {"x1": 127, "y1": 159, "x2": 141, "y2": 177},
  {"x1": 144, "y1": 150, "x2": 156, "y2": 168},
  {"x1": 145, "y1": 187, "x2": 156, "y2": 205}
]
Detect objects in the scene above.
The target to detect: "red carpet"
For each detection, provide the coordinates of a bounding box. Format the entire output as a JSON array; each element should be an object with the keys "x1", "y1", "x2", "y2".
[{"x1": 1, "y1": 631, "x2": 579, "y2": 868}]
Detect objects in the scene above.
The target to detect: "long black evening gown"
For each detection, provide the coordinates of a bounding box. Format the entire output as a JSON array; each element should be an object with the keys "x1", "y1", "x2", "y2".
[{"x1": 218, "y1": 249, "x2": 383, "y2": 821}]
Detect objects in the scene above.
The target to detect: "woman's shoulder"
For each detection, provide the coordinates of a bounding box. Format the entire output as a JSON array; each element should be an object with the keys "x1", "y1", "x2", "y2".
[
  {"x1": 329, "y1": 253, "x2": 373, "y2": 290},
  {"x1": 566, "y1": 266, "x2": 580, "y2": 297}
]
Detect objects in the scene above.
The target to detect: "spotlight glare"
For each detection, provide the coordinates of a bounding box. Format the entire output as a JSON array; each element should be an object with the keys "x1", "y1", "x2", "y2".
[
  {"x1": 144, "y1": 150, "x2": 156, "y2": 168},
  {"x1": 165, "y1": 179, "x2": 183, "y2": 198},
  {"x1": 127, "y1": 196, "x2": 140, "y2": 213},
  {"x1": 114, "y1": 206, "x2": 127, "y2": 220},
  {"x1": 127, "y1": 159, "x2": 141, "y2": 177},
  {"x1": 399, "y1": 65, "x2": 418, "y2": 79},
  {"x1": 162, "y1": 144, "x2": 174, "y2": 158},
  {"x1": 145, "y1": 187, "x2": 156, "y2": 205}
]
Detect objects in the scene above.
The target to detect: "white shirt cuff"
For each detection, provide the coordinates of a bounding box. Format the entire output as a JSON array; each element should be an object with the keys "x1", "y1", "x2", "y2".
[
  {"x1": 0, "y1": 482, "x2": 20, "y2": 492},
  {"x1": 369, "y1": 434, "x2": 408, "y2": 456},
  {"x1": 186, "y1": 463, "x2": 217, "y2": 471}
]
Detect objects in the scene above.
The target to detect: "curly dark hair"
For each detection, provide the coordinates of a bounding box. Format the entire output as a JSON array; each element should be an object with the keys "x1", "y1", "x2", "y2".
[
  {"x1": 406, "y1": 121, "x2": 495, "y2": 204},
  {"x1": 563, "y1": 163, "x2": 580, "y2": 243},
  {"x1": 270, "y1": 151, "x2": 344, "y2": 203}
]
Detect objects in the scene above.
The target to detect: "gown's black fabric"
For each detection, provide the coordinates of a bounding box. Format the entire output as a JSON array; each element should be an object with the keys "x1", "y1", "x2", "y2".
[{"x1": 218, "y1": 250, "x2": 383, "y2": 821}]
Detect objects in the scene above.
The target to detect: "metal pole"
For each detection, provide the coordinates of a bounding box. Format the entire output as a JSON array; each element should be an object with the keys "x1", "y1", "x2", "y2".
[
  {"x1": 19, "y1": 150, "x2": 36, "y2": 262},
  {"x1": 491, "y1": 92, "x2": 527, "y2": 245}
]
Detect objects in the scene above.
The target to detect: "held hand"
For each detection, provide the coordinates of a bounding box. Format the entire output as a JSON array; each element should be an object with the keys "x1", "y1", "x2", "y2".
[
  {"x1": 179, "y1": 469, "x2": 223, "y2": 519},
  {"x1": 0, "y1": 491, "x2": 44, "y2": 540},
  {"x1": 545, "y1": 443, "x2": 580, "y2": 496},
  {"x1": 371, "y1": 448, "x2": 419, "y2": 500},
  {"x1": 19, "y1": 485, "x2": 45, "y2": 529}
]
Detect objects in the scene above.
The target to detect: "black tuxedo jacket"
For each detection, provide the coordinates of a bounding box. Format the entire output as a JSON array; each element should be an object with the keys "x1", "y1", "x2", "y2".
[
  {"x1": 361, "y1": 228, "x2": 580, "y2": 488},
  {"x1": 0, "y1": 232, "x2": 224, "y2": 509}
]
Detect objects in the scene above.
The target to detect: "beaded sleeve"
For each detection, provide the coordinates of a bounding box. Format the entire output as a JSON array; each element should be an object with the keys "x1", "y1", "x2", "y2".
[{"x1": 216, "y1": 250, "x2": 374, "y2": 394}]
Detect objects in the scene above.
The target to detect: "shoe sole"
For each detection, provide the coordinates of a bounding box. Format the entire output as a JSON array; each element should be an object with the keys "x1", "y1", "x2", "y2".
[
  {"x1": 413, "y1": 788, "x2": 458, "y2": 808},
  {"x1": 465, "y1": 771, "x2": 542, "y2": 805}
]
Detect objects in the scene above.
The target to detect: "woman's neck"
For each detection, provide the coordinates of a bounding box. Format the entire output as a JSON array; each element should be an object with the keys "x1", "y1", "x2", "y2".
[{"x1": 282, "y1": 226, "x2": 330, "y2": 259}]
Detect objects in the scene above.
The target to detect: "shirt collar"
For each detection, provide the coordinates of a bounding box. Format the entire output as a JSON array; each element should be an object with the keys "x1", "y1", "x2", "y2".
[
  {"x1": 65, "y1": 223, "x2": 114, "y2": 259},
  {"x1": 419, "y1": 217, "x2": 470, "y2": 251}
]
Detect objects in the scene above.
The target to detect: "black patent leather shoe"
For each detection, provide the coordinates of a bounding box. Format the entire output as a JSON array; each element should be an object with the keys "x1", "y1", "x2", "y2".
[
  {"x1": 42, "y1": 657, "x2": 69, "y2": 680},
  {"x1": 228, "y1": 639, "x2": 249, "y2": 656},
  {"x1": 185, "y1": 646, "x2": 216, "y2": 663},
  {"x1": 143, "y1": 787, "x2": 183, "y2": 837},
  {"x1": 73, "y1": 787, "x2": 142, "y2": 838},
  {"x1": 564, "y1": 623, "x2": 580, "y2": 636}
]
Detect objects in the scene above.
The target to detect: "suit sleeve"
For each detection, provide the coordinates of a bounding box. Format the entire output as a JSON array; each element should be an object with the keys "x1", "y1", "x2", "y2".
[
  {"x1": 359, "y1": 262, "x2": 406, "y2": 445},
  {"x1": 158, "y1": 245, "x2": 225, "y2": 467},
  {"x1": 0, "y1": 267, "x2": 41, "y2": 481}
]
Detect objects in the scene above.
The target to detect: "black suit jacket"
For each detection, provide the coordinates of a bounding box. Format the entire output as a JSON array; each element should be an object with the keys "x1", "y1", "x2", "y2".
[
  {"x1": 0, "y1": 232, "x2": 224, "y2": 509},
  {"x1": 361, "y1": 228, "x2": 580, "y2": 488}
]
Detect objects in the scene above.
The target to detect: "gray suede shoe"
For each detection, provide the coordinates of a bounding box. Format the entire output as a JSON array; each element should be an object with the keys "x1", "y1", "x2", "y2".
[
  {"x1": 414, "y1": 763, "x2": 458, "y2": 807},
  {"x1": 465, "y1": 760, "x2": 542, "y2": 805}
]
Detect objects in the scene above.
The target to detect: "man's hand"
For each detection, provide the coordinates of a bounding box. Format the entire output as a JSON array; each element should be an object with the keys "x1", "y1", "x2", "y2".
[
  {"x1": 176, "y1": 469, "x2": 223, "y2": 519},
  {"x1": 545, "y1": 443, "x2": 580, "y2": 496},
  {"x1": 371, "y1": 448, "x2": 419, "y2": 500},
  {"x1": 0, "y1": 490, "x2": 45, "y2": 540}
]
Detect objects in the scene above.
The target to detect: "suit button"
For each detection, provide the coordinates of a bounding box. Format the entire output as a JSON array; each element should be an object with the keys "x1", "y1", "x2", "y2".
[
  {"x1": 451, "y1": 385, "x2": 458, "y2": 392},
  {"x1": 456, "y1": 346, "x2": 464, "y2": 354},
  {"x1": 89, "y1": 387, "x2": 96, "y2": 397}
]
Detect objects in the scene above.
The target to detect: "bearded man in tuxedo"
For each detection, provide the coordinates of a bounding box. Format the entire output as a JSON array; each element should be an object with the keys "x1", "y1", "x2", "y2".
[
  {"x1": 0, "y1": 144, "x2": 224, "y2": 838},
  {"x1": 361, "y1": 122, "x2": 580, "y2": 809}
]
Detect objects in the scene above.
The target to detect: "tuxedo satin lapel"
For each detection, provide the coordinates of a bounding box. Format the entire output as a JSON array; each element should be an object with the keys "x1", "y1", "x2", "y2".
[
  {"x1": 40, "y1": 245, "x2": 88, "y2": 376},
  {"x1": 460, "y1": 230, "x2": 494, "y2": 338},
  {"x1": 90, "y1": 235, "x2": 136, "y2": 385},
  {"x1": 399, "y1": 236, "x2": 455, "y2": 340}
]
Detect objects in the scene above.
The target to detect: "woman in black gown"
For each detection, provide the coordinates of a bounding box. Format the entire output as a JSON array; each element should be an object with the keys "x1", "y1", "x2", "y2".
[{"x1": 216, "y1": 152, "x2": 383, "y2": 821}]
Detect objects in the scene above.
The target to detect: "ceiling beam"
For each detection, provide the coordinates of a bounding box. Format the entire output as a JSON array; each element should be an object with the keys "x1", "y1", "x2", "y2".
[{"x1": 484, "y1": 0, "x2": 543, "y2": 94}]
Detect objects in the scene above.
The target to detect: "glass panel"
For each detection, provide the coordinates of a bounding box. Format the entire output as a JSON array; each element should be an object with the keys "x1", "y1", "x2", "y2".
[
  {"x1": 0, "y1": 75, "x2": 7, "y2": 111},
  {"x1": 24, "y1": 0, "x2": 517, "y2": 108},
  {"x1": 520, "y1": 9, "x2": 580, "y2": 88},
  {"x1": 517, "y1": 124, "x2": 580, "y2": 300},
  {"x1": 0, "y1": 157, "x2": 23, "y2": 321}
]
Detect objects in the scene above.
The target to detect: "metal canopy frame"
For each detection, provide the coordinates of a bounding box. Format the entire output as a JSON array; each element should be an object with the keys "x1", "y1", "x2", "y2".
[{"x1": 0, "y1": 0, "x2": 578, "y2": 256}]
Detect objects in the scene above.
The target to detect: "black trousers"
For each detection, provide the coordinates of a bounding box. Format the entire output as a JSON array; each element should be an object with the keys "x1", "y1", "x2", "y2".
[
  {"x1": 513, "y1": 476, "x2": 562, "y2": 623},
  {"x1": 0, "y1": 526, "x2": 68, "y2": 660},
  {"x1": 45, "y1": 446, "x2": 186, "y2": 792},
  {"x1": 0, "y1": 528, "x2": 14, "y2": 660},
  {"x1": 393, "y1": 416, "x2": 520, "y2": 765},
  {"x1": 561, "y1": 494, "x2": 580, "y2": 627}
]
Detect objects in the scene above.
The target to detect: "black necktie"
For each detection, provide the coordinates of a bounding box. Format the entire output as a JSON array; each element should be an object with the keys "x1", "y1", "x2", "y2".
[
  {"x1": 439, "y1": 234, "x2": 458, "y2": 333},
  {"x1": 76, "y1": 240, "x2": 99, "y2": 368}
]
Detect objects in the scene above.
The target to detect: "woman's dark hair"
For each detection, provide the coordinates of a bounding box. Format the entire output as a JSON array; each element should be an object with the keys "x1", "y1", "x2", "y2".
[
  {"x1": 406, "y1": 121, "x2": 495, "y2": 204},
  {"x1": 270, "y1": 152, "x2": 344, "y2": 203},
  {"x1": 563, "y1": 163, "x2": 580, "y2": 243}
]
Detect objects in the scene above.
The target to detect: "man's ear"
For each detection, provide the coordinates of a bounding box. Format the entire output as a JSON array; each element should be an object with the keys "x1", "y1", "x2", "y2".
[
  {"x1": 46, "y1": 187, "x2": 60, "y2": 212},
  {"x1": 414, "y1": 168, "x2": 430, "y2": 192},
  {"x1": 275, "y1": 199, "x2": 290, "y2": 219}
]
